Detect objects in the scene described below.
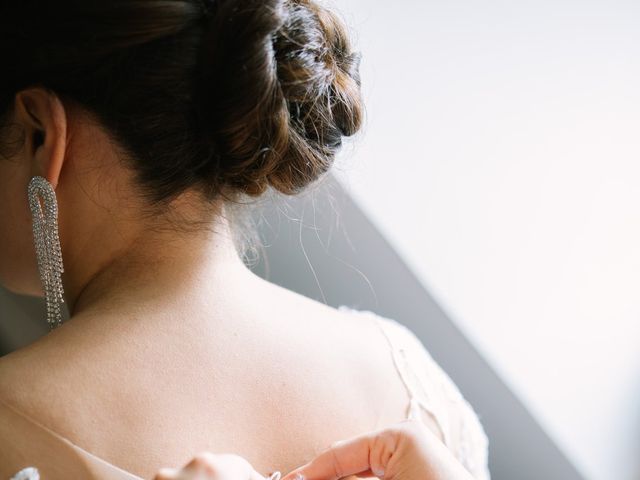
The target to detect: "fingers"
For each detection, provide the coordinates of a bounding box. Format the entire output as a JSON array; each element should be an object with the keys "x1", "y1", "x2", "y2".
[
  {"x1": 280, "y1": 420, "x2": 435, "y2": 480},
  {"x1": 281, "y1": 428, "x2": 395, "y2": 480}
]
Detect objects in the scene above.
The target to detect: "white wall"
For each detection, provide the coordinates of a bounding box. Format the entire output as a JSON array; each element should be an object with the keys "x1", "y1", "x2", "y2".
[{"x1": 331, "y1": 1, "x2": 640, "y2": 479}]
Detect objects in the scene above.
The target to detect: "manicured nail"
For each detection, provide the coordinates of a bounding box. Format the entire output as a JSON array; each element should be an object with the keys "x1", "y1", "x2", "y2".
[{"x1": 156, "y1": 467, "x2": 178, "y2": 477}]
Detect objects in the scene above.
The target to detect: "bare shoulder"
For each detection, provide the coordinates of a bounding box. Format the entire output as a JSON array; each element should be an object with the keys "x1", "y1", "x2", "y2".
[
  {"x1": 0, "y1": 345, "x2": 92, "y2": 479},
  {"x1": 0, "y1": 330, "x2": 90, "y2": 451},
  {"x1": 258, "y1": 283, "x2": 419, "y2": 428},
  {"x1": 0, "y1": 338, "x2": 49, "y2": 409}
]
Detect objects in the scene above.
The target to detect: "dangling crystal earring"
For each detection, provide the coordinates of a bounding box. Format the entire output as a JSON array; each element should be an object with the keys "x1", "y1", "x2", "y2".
[{"x1": 27, "y1": 176, "x2": 65, "y2": 331}]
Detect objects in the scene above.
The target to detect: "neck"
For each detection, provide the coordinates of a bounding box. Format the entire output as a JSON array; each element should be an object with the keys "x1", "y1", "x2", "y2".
[{"x1": 65, "y1": 205, "x2": 255, "y2": 321}]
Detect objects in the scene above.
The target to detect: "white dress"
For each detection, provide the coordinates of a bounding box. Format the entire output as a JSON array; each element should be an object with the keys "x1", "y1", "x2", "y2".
[{"x1": 4, "y1": 306, "x2": 490, "y2": 480}]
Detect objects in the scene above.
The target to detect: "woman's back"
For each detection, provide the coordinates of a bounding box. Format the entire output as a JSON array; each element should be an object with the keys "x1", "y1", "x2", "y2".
[
  {"x1": 0, "y1": 1, "x2": 489, "y2": 478},
  {"x1": 0, "y1": 276, "x2": 489, "y2": 480}
]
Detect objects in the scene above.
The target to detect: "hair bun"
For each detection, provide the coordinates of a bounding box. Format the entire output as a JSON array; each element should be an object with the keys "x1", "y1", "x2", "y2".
[{"x1": 195, "y1": 0, "x2": 364, "y2": 197}]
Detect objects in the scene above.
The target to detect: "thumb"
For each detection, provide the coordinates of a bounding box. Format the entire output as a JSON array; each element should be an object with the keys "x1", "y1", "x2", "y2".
[{"x1": 281, "y1": 433, "x2": 389, "y2": 480}]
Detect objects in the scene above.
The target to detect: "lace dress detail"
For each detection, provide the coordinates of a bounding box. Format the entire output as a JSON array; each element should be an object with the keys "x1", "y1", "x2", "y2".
[{"x1": 339, "y1": 305, "x2": 491, "y2": 480}]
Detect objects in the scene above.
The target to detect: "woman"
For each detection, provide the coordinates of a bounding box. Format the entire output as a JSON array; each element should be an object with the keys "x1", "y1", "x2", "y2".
[{"x1": 0, "y1": 1, "x2": 490, "y2": 479}]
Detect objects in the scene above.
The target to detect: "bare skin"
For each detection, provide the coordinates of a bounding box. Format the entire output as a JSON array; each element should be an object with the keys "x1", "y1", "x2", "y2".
[{"x1": 0, "y1": 88, "x2": 443, "y2": 479}]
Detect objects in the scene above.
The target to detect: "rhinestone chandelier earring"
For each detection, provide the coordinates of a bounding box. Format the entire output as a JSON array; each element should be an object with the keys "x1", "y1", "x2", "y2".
[{"x1": 27, "y1": 176, "x2": 65, "y2": 331}]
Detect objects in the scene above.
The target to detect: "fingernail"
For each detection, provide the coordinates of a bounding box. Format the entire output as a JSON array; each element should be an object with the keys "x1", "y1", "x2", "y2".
[
  {"x1": 156, "y1": 467, "x2": 178, "y2": 477},
  {"x1": 295, "y1": 474, "x2": 305, "y2": 480},
  {"x1": 373, "y1": 467, "x2": 385, "y2": 477}
]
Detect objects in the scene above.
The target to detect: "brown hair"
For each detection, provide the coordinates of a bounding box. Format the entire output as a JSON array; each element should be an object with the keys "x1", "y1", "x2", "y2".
[{"x1": 0, "y1": 0, "x2": 364, "y2": 255}]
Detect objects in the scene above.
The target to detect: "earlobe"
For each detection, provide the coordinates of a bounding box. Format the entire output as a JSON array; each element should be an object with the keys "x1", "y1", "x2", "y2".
[{"x1": 15, "y1": 88, "x2": 68, "y2": 190}]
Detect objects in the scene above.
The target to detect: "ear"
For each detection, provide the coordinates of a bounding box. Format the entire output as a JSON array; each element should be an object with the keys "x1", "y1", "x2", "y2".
[{"x1": 14, "y1": 87, "x2": 67, "y2": 189}]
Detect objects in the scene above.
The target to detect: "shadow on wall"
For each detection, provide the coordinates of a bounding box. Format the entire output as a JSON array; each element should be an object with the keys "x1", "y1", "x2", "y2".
[
  {"x1": 0, "y1": 172, "x2": 586, "y2": 479},
  {"x1": 248, "y1": 173, "x2": 586, "y2": 480}
]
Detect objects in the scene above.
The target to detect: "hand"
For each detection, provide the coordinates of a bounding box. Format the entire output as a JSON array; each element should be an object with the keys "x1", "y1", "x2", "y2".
[
  {"x1": 153, "y1": 452, "x2": 278, "y2": 480},
  {"x1": 281, "y1": 418, "x2": 475, "y2": 480}
]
